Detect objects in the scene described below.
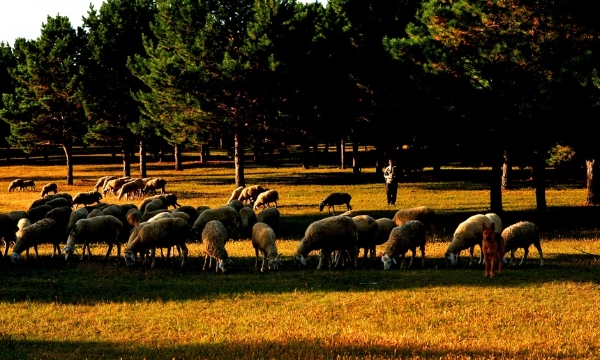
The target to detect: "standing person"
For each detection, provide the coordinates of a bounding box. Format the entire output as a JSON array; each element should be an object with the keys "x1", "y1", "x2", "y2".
[{"x1": 383, "y1": 159, "x2": 398, "y2": 205}]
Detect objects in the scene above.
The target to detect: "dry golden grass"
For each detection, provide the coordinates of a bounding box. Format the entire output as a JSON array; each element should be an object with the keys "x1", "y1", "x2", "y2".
[{"x1": 1, "y1": 161, "x2": 599, "y2": 359}]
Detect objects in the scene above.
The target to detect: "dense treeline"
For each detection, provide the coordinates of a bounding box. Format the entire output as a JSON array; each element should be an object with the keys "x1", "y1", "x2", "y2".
[{"x1": 1, "y1": 0, "x2": 599, "y2": 210}]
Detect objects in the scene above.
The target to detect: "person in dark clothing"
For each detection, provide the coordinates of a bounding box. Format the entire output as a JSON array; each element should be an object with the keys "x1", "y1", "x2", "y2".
[{"x1": 383, "y1": 159, "x2": 398, "y2": 205}]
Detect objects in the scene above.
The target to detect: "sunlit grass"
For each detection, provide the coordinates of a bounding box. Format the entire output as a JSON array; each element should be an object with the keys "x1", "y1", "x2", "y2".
[{"x1": 1, "y1": 161, "x2": 599, "y2": 359}]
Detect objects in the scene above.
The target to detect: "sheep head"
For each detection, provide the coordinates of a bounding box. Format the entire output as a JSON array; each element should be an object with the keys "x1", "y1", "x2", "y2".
[
  {"x1": 381, "y1": 253, "x2": 397, "y2": 270},
  {"x1": 62, "y1": 245, "x2": 75, "y2": 260},
  {"x1": 445, "y1": 252, "x2": 457, "y2": 265},
  {"x1": 318, "y1": 202, "x2": 325, "y2": 212},
  {"x1": 267, "y1": 253, "x2": 282, "y2": 271},
  {"x1": 218, "y1": 258, "x2": 234, "y2": 273},
  {"x1": 10, "y1": 252, "x2": 21, "y2": 263},
  {"x1": 293, "y1": 253, "x2": 306, "y2": 266},
  {"x1": 124, "y1": 250, "x2": 136, "y2": 266}
]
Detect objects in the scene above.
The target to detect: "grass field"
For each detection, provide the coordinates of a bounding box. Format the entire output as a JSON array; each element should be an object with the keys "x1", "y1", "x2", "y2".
[{"x1": 1, "y1": 160, "x2": 599, "y2": 359}]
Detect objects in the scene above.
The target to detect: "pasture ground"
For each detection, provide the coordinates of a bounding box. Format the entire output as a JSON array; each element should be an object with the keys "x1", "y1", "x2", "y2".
[{"x1": 1, "y1": 160, "x2": 599, "y2": 359}]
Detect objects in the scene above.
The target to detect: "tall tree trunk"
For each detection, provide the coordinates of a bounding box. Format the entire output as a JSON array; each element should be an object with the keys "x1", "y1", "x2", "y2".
[
  {"x1": 586, "y1": 159, "x2": 600, "y2": 205},
  {"x1": 501, "y1": 150, "x2": 511, "y2": 190},
  {"x1": 234, "y1": 132, "x2": 245, "y2": 188},
  {"x1": 62, "y1": 144, "x2": 73, "y2": 185},
  {"x1": 532, "y1": 145, "x2": 547, "y2": 213},
  {"x1": 121, "y1": 144, "x2": 131, "y2": 177},
  {"x1": 174, "y1": 144, "x2": 183, "y2": 171},
  {"x1": 340, "y1": 136, "x2": 346, "y2": 169},
  {"x1": 490, "y1": 150, "x2": 503, "y2": 213},
  {"x1": 139, "y1": 141, "x2": 147, "y2": 178},
  {"x1": 352, "y1": 138, "x2": 360, "y2": 175},
  {"x1": 199, "y1": 144, "x2": 206, "y2": 163}
]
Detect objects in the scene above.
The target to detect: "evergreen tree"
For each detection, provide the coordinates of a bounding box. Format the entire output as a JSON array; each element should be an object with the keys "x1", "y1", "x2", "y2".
[{"x1": 0, "y1": 17, "x2": 87, "y2": 184}]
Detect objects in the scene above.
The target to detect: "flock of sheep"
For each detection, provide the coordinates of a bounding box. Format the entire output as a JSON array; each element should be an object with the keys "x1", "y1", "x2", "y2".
[{"x1": 0, "y1": 178, "x2": 544, "y2": 275}]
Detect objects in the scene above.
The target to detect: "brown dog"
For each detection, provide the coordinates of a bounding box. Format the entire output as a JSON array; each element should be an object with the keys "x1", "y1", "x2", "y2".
[{"x1": 482, "y1": 222, "x2": 503, "y2": 277}]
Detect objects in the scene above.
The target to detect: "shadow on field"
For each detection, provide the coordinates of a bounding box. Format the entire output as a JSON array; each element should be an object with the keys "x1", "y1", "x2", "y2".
[{"x1": 0, "y1": 337, "x2": 569, "y2": 360}]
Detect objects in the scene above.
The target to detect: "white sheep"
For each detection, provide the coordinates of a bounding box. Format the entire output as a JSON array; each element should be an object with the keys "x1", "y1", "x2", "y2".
[
  {"x1": 201, "y1": 220, "x2": 233, "y2": 273},
  {"x1": 142, "y1": 178, "x2": 167, "y2": 195},
  {"x1": 318, "y1": 192, "x2": 352, "y2": 215},
  {"x1": 40, "y1": 183, "x2": 58, "y2": 197},
  {"x1": 238, "y1": 185, "x2": 268, "y2": 204},
  {"x1": 445, "y1": 214, "x2": 493, "y2": 266},
  {"x1": 123, "y1": 217, "x2": 192, "y2": 268},
  {"x1": 172, "y1": 206, "x2": 199, "y2": 226},
  {"x1": 22, "y1": 180, "x2": 36, "y2": 191},
  {"x1": 294, "y1": 215, "x2": 358, "y2": 270},
  {"x1": 252, "y1": 222, "x2": 281, "y2": 272},
  {"x1": 62, "y1": 215, "x2": 123, "y2": 260},
  {"x1": 228, "y1": 186, "x2": 245, "y2": 204},
  {"x1": 72, "y1": 191, "x2": 103, "y2": 208},
  {"x1": 11, "y1": 218, "x2": 62, "y2": 262},
  {"x1": 66, "y1": 207, "x2": 89, "y2": 237},
  {"x1": 381, "y1": 220, "x2": 426, "y2": 270},
  {"x1": 392, "y1": 206, "x2": 435, "y2": 242},
  {"x1": 192, "y1": 206, "x2": 240, "y2": 241},
  {"x1": 502, "y1": 221, "x2": 543, "y2": 266},
  {"x1": 8, "y1": 179, "x2": 24, "y2": 192},
  {"x1": 94, "y1": 176, "x2": 117, "y2": 192},
  {"x1": 117, "y1": 179, "x2": 143, "y2": 200},
  {"x1": 253, "y1": 190, "x2": 279, "y2": 210},
  {"x1": 102, "y1": 178, "x2": 128, "y2": 196},
  {"x1": 352, "y1": 215, "x2": 379, "y2": 265}
]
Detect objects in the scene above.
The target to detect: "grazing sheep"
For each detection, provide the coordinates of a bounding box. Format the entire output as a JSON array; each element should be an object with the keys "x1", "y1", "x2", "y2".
[
  {"x1": 375, "y1": 218, "x2": 396, "y2": 247},
  {"x1": 227, "y1": 199, "x2": 244, "y2": 213},
  {"x1": 0, "y1": 211, "x2": 28, "y2": 257},
  {"x1": 72, "y1": 191, "x2": 103, "y2": 208},
  {"x1": 201, "y1": 220, "x2": 233, "y2": 273},
  {"x1": 352, "y1": 215, "x2": 379, "y2": 265},
  {"x1": 126, "y1": 208, "x2": 143, "y2": 227},
  {"x1": 11, "y1": 218, "x2": 62, "y2": 262},
  {"x1": 192, "y1": 206, "x2": 240, "y2": 241},
  {"x1": 45, "y1": 206, "x2": 72, "y2": 233},
  {"x1": 256, "y1": 208, "x2": 280, "y2": 236},
  {"x1": 294, "y1": 215, "x2": 358, "y2": 270},
  {"x1": 253, "y1": 190, "x2": 279, "y2": 210},
  {"x1": 482, "y1": 222, "x2": 503, "y2": 277},
  {"x1": 228, "y1": 186, "x2": 245, "y2": 204},
  {"x1": 117, "y1": 179, "x2": 143, "y2": 200},
  {"x1": 45, "y1": 197, "x2": 72, "y2": 209},
  {"x1": 66, "y1": 208, "x2": 89, "y2": 237},
  {"x1": 62, "y1": 215, "x2": 123, "y2": 260},
  {"x1": 252, "y1": 222, "x2": 281, "y2": 272},
  {"x1": 124, "y1": 217, "x2": 192, "y2": 268},
  {"x1": 40, "y1": 183, "x2": 58, "y2": 197},
  {"x1": 239, "y1": 207, "x2": 257, "y2": 239},
  {"x1": 392, "y1": 206, "x2": 436, "y2": 241},
  {"x1": 29, "y1": 193, "x2": 73, "y2": 210},
  {"x1": 27, "y1": 204, "x2": 53, "y2": 224},
  {"x1": 139, "y1": 194, "x2": 180, "y2": 212},
  {"x1": 139, "y1": 209, "x2": 170, "y2": 223},
  {"x1": 381, "y1": 220, "x2": 427, "y2": 270},
  {"x1": 143, "y1": 199, "x2": 167, "y2": 214},
  {"x1": 93, "y1": 176, "x2": 115, "y2": 192},
  {"x1": 196, "y1": 205, "x2": 211, "y2": 216},
  {"x1": 8, "y1": 179, "x2": 24, "y2": 192},
  {"x1": 485, "y1": 213, "x2": 503, "y2": 234},
  {"x1": 445, "y1": 214, "x2": 492, "y2": 266},
  {"x1": 238, "y1": 185, "x2": 268, "y2": 204},
  {"x1": 87, "y1": 209, "x2": 104, "y2": 218},
  {"x1": 21, "y1": 180, "x2": 36, "y2": 191},
  {"x1": 318, "y1": 192, "x2": 352, "y2": 215},
  {"x1": 142, "y1": 178, "x2": 167, "y2": 195},
  {"x1": 102, "y1": 178, "x2": 129, "y2": 196},
  {"x1": 172, "y1": 206, "x2": 199, "y2": 226},
  {"x1": 502, "y1": 221, "x2": 544, "y2": 266}
]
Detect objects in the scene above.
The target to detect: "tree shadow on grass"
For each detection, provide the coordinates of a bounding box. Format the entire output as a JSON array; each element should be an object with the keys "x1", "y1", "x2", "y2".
[{"x1": 0, "y1": 338, "x2": 552, "y2": 360}]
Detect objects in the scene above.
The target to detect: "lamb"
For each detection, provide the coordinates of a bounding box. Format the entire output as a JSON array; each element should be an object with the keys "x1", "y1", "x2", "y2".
[
  {"x1": 192, "y1": 206, "x2": 240, "y2": 241},
  {"x1": 62, "y1": 215, "x2": 123, "y2": 260},
  {"x1": 142, "y1": 178, "x2": 167, "y2": 195},
  {"x1": 21, "y1": 180, "x2": 36, "y2": 191},
  {"x1": 252, "y1": 222, "x2": 281, "y2": 272},
  {"x1": 381, "y1": 220, "x2": 427, "y2": 270},
  {"x1": 8, "y1": 179, "x2": 24, "y2": 192},
  {"x1": 228, "y1": 186, "x2": 245, "y2": 204},
  {"x1": 201, "y1": 220, "x2": 233, "y2": 272},
  {"x1": 123, "y1": 217, "x2": 192, "y2": 268},
  {"x1": 239, "y1": 207, "x2": 257, "y2": 239},
  {"x1": 502, "y1": 221, "x2": 544, "y2": 266},
  {"x1": 255, "y1": 207, "x2": 279, "y2": 234},
  {"x1": 445, "y1": 214, "x2": 493, "y2": 266},
  {"x1": 294, "y1": 215, "x2": 358, "y2": 270},
  {"x1": 238, "y1": 185, "x2": 268, "y2": 204},
  {"x1": 353, "y1": 215, "x2": 379, "y2": 265},
  {"x1": 318, "y1": 192, "x2": 352, "y2": 215},
  {"x1": 253, "y1": 190, "x2": 279, "y2": 210},
  {"x1": 40, "y1": 183, "x2": 58, "y2": 197},
  {"x1": 72, "y1": 191, "x2": 103, "y2": 208},
  {"x1": 392, "y1": 206, "x2": 436, "y2": 242},
  {"x1": 10, "y1": 218, "x2": 62, "y2": 262}
]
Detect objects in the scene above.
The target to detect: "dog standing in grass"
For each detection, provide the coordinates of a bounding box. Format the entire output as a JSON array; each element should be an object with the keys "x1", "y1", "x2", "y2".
[{"x1": 482, "y1": 222, "x2": 503, "y2": 277}]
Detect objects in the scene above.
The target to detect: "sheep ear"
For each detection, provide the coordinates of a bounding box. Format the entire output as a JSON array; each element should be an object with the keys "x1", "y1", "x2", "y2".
[
  {"x1": 300, "y1": 256, "x2": 306, "y2": 265},
  {"x1": 482, "y1": 222, "x2": 488, "y2": 230},
  {"x1": 490, "y1": 222, "x2": 496, "y2": 232},
  {"x1": 392, "y1": 258, "x2": 397, "y2": 264}
]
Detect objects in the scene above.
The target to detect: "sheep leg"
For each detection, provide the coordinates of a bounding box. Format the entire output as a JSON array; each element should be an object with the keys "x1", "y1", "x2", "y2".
[
  {"x1": 534, "y1": 242, "x2": 544, "y2": 266},
  {"x1": 33, "y1": 245, "x2": 39, "y2": 259},
  {"x1": 254, "y1": 248, "x2": 260, "y2": 269},
  {"x1": 468, "y1": 246, "x2": 475, "y2": 266},
  {"x1": 203, "y1": 254, "x2": 210, "y2": 271},
  {"x1": 150, "y1": 248, "x2": 157, "y2": 268},
  {"x1": 116, "y1": 242, "x2": 121, "y2": 257},
  {"x1": 179, "y1": 243, "x2": 188, "y2": 267},
  {"x1": 420, "y1": 245, "x2": 426, "y2": 267},
  {"x1": 478, "y1": 243, "x2": 484, "y2": 265},
  {"x1": 510, "y1": 249, "x2": 516, "y2": 266},
  {"x1": 520, "y1": 247, "x2": 529, "y2": 266},
  {"x1": 3, "y1": 240, "x2": 9, "y2": 257},
  {"x1": 261, "y1": 252, "x2": 267, "y2": 272},
  {"x1": 408, "y1": 248, "x2": 415, "y2": 269}
]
